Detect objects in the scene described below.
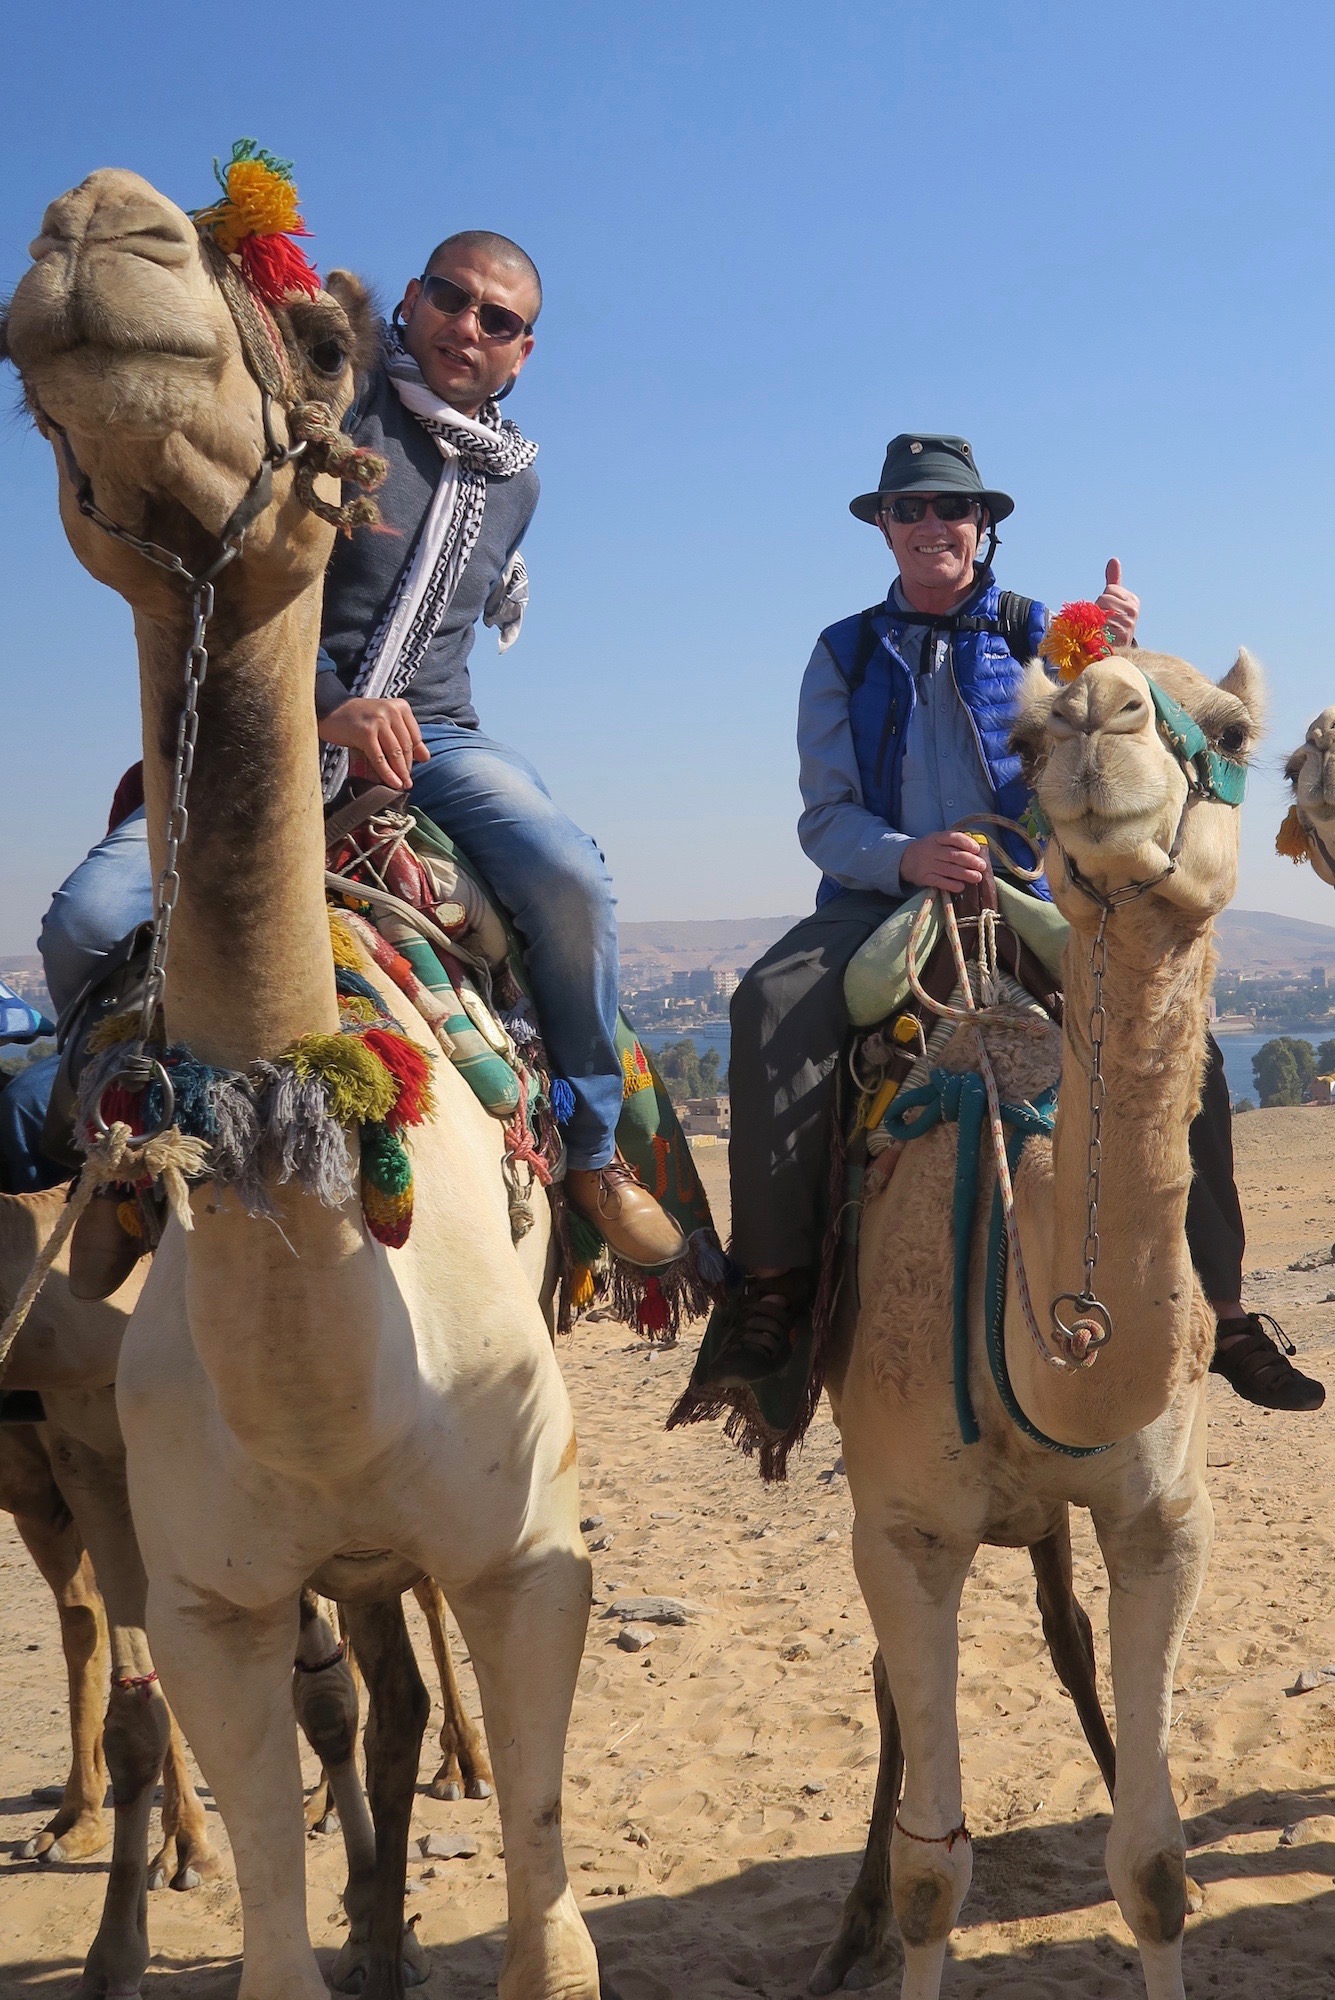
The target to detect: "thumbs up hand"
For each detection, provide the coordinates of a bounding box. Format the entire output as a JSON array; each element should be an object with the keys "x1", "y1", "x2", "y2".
[{"x1": 1096, "y1": 557, "x2": 1140, "y2": 646}]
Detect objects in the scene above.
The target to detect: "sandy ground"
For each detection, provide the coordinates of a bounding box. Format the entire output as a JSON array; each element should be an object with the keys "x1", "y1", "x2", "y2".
[{"x1": 6, "y1": 1114, "x2": 1335, "y2": 1997}]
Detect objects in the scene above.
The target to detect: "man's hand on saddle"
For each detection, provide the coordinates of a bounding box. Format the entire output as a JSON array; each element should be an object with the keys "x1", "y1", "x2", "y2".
[
  {"x1": 899, "y1": 829, "x2": 990, "y2": 893},
  {"x1": 317, "y1": 697, "x2": 430, "y2": 791},
  {"x1": 1097, "y1": 557, "x2": 1139, "y2": 647}
]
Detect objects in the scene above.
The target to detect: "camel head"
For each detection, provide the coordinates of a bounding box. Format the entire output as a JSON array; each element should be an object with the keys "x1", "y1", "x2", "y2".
[
  {"x1": 1, "y1": 168, "x2": 379, "y2": 622},
  {"x1": 1011, "y1": 648, "x2": 1264, "y2": 927},
  {"x1": 1282, "y1": 708, "x2": 1335, "y2": 887}
]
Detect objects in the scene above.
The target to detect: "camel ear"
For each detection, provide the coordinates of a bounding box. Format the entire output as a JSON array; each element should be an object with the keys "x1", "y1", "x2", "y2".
[
  {"x1": 324, "y1": 270, "x2": 382, "y2": 374},
  {"x1": 1218, "y1": 647, "x2": 1265, "y2": 730}
]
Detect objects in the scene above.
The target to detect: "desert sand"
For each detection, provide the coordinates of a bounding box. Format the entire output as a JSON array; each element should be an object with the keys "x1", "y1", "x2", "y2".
[{"x1": 5, "y1": 1111, "x2": 1335, "y2": 1997}]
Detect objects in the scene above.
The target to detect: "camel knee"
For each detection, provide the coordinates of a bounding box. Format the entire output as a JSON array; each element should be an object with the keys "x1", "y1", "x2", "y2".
[
  {"x1": 294, "y1": 1660, "x2": 360, "y2": 1771},
  {"x1": 1108, "y1": 1841, "x2": 1187, "y2": 1947},
  {"x1": 103, "y1": 1687, "x2": 170, "y2": 1807}
]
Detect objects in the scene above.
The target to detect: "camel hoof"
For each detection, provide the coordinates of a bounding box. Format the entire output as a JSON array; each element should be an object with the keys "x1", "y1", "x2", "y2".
[
  {"x1": 429, "y1": 1777, "x2": 463, "y2": 1801},
  {"x1": 171, "y1": 1865, "x2": 201, "y2": 1891},
  {"x1": 147, "y1": 1863, "x2": 167, "y2": 1891},
  {"x1": 330, "y1": 1926, "x2": 432, "y2": 1994},
  {"x1": 37, "y1": 1839, "x2": 66, "y2": 1866},
  {"x1": 465, "y1": 1777, "x2": 493, "y2": 1801},
  {"x1": 313, "y1": 1809, "x2": 341, "y2": 1835},
  {"x1": 808, "y1": 1923, "x2": 897, "y2": 1995},
  {"x1": 1187, "y1": 1874, "x2": 1205, "y2": 1914}
]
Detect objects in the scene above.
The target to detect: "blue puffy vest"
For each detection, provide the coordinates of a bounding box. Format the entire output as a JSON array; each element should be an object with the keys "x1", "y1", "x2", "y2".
[{"x1": 816, "y1": 571, "x2": 1050, "y2": 905}]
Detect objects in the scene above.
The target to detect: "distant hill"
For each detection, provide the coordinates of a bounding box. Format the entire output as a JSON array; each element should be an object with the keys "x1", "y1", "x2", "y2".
[
  {"x1": 621, "y1": 907, "x2": 1335, "y2": 980},
  {"x1": 1213, "y1": 908, "x2": 1335, "y2": 971}
]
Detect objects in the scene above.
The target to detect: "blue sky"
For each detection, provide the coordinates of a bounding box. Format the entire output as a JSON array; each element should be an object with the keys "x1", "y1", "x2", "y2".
[{"x1": 4, "y1": 1, "x2": 1335, "y2": 953}]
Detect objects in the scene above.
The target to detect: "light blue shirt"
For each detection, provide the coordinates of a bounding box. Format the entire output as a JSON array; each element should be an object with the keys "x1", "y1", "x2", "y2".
[{"x1": 797, "y1": 584, "x2": 996, "y2": 899}]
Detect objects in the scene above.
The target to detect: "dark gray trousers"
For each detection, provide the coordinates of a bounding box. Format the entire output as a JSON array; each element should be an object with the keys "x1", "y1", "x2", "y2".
[
  {"x1": 727, "y1": 898, "x2": 1245, "y2": 1301},
  {"x1": 728, "y1": 893, "x2": 900, "y2": 1270}
]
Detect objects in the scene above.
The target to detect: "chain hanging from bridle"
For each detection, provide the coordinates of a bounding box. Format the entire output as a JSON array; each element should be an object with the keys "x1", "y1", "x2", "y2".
[{"x1": 52, "y1": 398, "x2": 302, "y2": 1136}]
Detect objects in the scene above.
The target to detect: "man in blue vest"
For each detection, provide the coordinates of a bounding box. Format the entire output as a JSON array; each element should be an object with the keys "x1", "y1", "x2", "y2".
[{"x1": 700, "y1": 434, "x2": 1323, "y2": 1413}]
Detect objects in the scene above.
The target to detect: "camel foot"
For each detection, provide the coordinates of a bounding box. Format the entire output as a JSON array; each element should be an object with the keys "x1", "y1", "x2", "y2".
[
  {"x1": 1187, "y1": 1875, "x2": 1204, "y2": 1914},
  {"x1": 310, "y1": 1808, "x2": 342, "y2": 1835},
  {"x1": 808, "y1": 1906, "x2": 898, "y2": 1994},
  {"x1": 19, "y1": 1807, "x2": 108, "y2": 1864},
  {"x1": 428, "y1": 1776, "x2": 463, "y2": 1802},
  {"x1": 329, "y1": 1925, "x2": 430, "y2": 1993},
  {"x1": 171, "y1": 1864, "x2": 201, "y2": 1891},
  {"x1": 147, "y1": 1862, "x2": 166, "y2": 1892},
  {"x1": 466, "y1": 1776, "x2": 492, "y2": 1800}
]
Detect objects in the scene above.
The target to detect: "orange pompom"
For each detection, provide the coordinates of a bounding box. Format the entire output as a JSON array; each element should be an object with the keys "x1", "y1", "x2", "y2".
[
  {"x1": 1039, "y1": 601, "x2": 1115, "y2": 682},
  {"x1": 1277, "y1": 805, "x2": 1312, "y2": 863}
]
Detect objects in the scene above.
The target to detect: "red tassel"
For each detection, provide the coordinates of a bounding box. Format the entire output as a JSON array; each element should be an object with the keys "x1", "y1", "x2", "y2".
[
  {"x1": 361, "y1": 1028, "x2": 434, "y2": 1130},
  {"x1": 637, "y1": 1275, "x2": 671, "y2": 1335},
  {"x1": 239, "y1": 231, "x2": 321, "y2": 305}
]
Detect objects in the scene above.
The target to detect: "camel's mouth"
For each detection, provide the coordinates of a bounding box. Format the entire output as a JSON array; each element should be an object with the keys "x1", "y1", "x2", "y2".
[{"x1": 1037, "y1": 740, "x2": 1184, "y2": 850}]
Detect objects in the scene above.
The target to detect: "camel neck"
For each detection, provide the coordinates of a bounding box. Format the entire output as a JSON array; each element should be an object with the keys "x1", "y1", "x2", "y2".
[
  {"x1": 135, "y1": 584, "x2": 340, "y2": 1068},
  {"x1": 1013, "y1": 902, "x2": 1215, "y2": 1449}
]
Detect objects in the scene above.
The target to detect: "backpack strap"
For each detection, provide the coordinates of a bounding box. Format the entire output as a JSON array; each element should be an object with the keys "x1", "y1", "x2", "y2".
[
  {"x1": 995, "y1": 591, "x2": 1040, "y2": 664},
  {"x1": 844, "y1": 605, "x2": 885, "y2": 695}
]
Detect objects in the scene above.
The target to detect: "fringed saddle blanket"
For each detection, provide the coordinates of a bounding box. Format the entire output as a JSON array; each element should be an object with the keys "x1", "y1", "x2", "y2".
[
  {"x1": 669, "y1": 874, "x2": 1061, "y2": 1481},
  {"x1": 76, "y1": 798, "x2": 722, "y2": 1340}
]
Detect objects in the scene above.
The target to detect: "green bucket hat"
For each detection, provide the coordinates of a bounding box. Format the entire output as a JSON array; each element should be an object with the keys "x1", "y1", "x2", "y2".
[{"x1": 849, "y1": 433, "x2": 1015, "y2": 526}]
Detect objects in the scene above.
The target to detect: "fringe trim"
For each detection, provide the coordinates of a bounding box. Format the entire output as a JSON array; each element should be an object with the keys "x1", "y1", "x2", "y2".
[
  {"x1": 665, "y1": 1375, "x2": 802, "y2": 1485},
  {"x1": 548, "y1": 1203, "x2": 726, "y2": 1346}
]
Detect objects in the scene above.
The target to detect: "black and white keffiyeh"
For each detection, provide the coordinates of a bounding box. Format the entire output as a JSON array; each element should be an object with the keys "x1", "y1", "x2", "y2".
[{"x1": 320, "y1": 332, "x2": 539, "y2": 798}]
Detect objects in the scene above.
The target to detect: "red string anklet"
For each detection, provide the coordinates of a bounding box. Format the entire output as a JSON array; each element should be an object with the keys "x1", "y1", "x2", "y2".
[
  {"x1": 294, "y1": 1639, "x2": 347, "y2": 1675},
  {"x1": 111, "y1": 1669, "x2": 160, "y2": 1696},
  {"x1": 894, "y1": 1811, "x2": 969, "y2": 1851}
]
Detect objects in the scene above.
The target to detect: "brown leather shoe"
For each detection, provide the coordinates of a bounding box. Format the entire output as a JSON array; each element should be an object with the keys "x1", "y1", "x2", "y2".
[
  {"x1": 565, "y1": 1157, "x2": 686, "y2": 1268},
  {"x1": 68, "y1": 1188, "x2": 148, "y2": 1302}
]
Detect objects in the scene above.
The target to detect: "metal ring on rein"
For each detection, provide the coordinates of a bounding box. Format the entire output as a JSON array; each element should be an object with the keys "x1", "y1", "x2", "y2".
[{"x1": 91, "y1": 1061, "x2": 177, "y2": 1145}]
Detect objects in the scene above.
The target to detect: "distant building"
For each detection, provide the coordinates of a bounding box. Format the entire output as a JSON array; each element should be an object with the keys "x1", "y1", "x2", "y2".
[
  {"x1": 710, "y1": 969, "x2": 739, "y2": 998},
  {"x1": 1311, "y1": 1074, "x2": 1335, "y2": 1105},
  {"x1": 1314, "y1": 965, "x2": 1329, "y2": 989},
  {"x1": 681, "y1": 1095, "x2": 731, "y2": 1140}
]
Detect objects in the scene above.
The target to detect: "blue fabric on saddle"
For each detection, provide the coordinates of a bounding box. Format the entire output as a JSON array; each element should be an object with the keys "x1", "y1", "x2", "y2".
[{"x1": 0, "y1": 979, "x2": 52, "y2": 1044}]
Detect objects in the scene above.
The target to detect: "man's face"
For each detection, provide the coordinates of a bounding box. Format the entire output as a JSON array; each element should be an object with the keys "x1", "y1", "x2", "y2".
[
  {"x1": 399, "y1": 247, "x2": 538, "y2": 415},
  {"x1": 879, "y1": 495, "x2": 983, "y2": 600}
]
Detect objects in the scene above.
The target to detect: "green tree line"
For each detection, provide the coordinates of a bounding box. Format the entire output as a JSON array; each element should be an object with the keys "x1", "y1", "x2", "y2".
[{"x1": 1251, "y1": 1036, "x2": 1335, "y2": 1107}]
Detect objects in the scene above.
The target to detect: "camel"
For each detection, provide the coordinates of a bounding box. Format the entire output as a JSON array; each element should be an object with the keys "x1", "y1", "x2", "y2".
[
  {"x1": 1281, "y1": 706, "x2": 1335, "y2": 884},
  {"x1": 3, "y1": 165, "x2": 597, "y2": 2000},
  {"x1": 811, "y1": 647, "x2": 1262, "y2": 2000}
]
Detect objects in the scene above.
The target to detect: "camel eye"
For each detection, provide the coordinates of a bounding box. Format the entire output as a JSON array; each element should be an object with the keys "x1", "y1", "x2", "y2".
[
  {"x1": 1218, "y1": 724, "x2": 1245, "y2": 755},
  {"x1": 309, "y1": 337, "x2": 346, "y2": 376}
]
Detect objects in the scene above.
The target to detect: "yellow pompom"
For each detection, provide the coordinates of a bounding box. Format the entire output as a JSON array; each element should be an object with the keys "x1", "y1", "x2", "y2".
[
  {"x1": 328, "y1": 914, "x2": 364, "y2": 970},
  {"x1": 203, "y1": 158, "x2": 303, "y2": 251},
  {"x1": 288, "y1": 1033, "x2": 397, "y2": 1125},
  {"x1": 1277, "y1": 805, "x2": 1312, "y2": 863}
]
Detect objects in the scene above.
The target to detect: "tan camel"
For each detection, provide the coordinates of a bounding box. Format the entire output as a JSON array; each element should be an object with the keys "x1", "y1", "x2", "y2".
[
  {"x1": 4, "y1": 166, "x2": 596, "y2": 2000},
  {"x1": 1282, "y1": 706, "x2": 1335, "y2": 884},
  {"x1": 812, "y1": 648, "x2": 1262, "y2": 2000},
  {"x1": 1, "y1": 1191, "x2": 219, "y2": 1889}
]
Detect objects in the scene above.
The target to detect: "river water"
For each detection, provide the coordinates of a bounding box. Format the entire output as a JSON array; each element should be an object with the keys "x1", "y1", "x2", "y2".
[{"x1": 637, "y1": 1022, "x2": 1332, "y2": 1108}]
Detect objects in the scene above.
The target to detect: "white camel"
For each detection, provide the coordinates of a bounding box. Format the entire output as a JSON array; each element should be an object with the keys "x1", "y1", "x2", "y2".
[{"x1": 4, "y1": 166, "x2": 598, "y2": 2000}]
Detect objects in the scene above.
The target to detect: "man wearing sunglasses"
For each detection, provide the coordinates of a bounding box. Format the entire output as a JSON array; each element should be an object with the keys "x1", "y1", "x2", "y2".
[
  {"x1": 311, "y1": 230, "x2": 685, "y2": 1268},
  {"x1": 685, "y1": 433, "x2": 1323, "y2": 1416}
]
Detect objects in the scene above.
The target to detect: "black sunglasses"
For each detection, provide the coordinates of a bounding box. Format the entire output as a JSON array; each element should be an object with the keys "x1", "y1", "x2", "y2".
[
  {"x1": 880, "y1": 494, "x2": 982, "y2": 525},
  {"x1": 417, "y1": 273, "x2": 532, "y2": 343}
]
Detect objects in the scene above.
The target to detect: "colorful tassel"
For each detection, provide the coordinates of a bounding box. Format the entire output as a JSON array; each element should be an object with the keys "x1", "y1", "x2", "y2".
[
  {"x1": 288, "y1": 1033, "x2": 397, "y2": 1126},
  {"x1": 570, "y1": 1263, "x2": 596, "y2": 1312},
  {"x1": 637, "y1": 1274, "x2": 671, "y2": 1335},
  {"x1": 361, "y1": 1028, "x2": 435, "y2": 1131},
  {"x1": 192, "y1": 138, "x2": 321, "y2": 305},
  {"x1": 1277, "y1": 804, "x2": 1312, "y2": 863},
  {"x1": 550, "y1": 1077, "x2": 576, "y2": 1126},
  {"x1": 1039, "y1": 601, "x2": 1115, "y2": 682},
  {"x1": 359, "y1": 1122, "x2": 414, "y2": 1248}
]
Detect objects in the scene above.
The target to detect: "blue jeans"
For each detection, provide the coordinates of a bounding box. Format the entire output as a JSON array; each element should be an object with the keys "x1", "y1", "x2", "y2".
[
  {"x1": 1, "y1": 738, "x2": 623, "y2": 1182},
  {"x1": 0, "y1": 807, "x2": 155, "y2": 1192}
]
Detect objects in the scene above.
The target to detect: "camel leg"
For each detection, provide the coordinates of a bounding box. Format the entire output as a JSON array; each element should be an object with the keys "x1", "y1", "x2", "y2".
[
  {"x1": 306, "y1": 1598, "x2": 358, "y2": 1835},
  {"x1": 1093, "y1": 1471, "x2": 1213, "y2": 2000},
  {"x1": 449, "y1": 1542, "x2": 600, "y2": 2000},
  {"x1": 412, "y1": 1574, "x2": 494, "y2": 1801},
  {"x1": 3, "y1": 1423, "x2": 110, "y2": 1863},
  {"x1": 333, "y1": 1596, "x2": 432, "y2": 1999},
  {"x1": 147, "y1": 1581, "x2": 327, "y2": 2000},
  {"x1": 809, "y1": 1647, "x2": 903, "y2": 1994},
  {"x1": 148, "y1": 1709, "x2": 220, "y2": 1891},
  {"x1": 847, "y1": 1520, "x2": 976, "y2": 2000},
  {"x1": 1030, "y1": 1514, "x2": 1116, "y2": 1798}
]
